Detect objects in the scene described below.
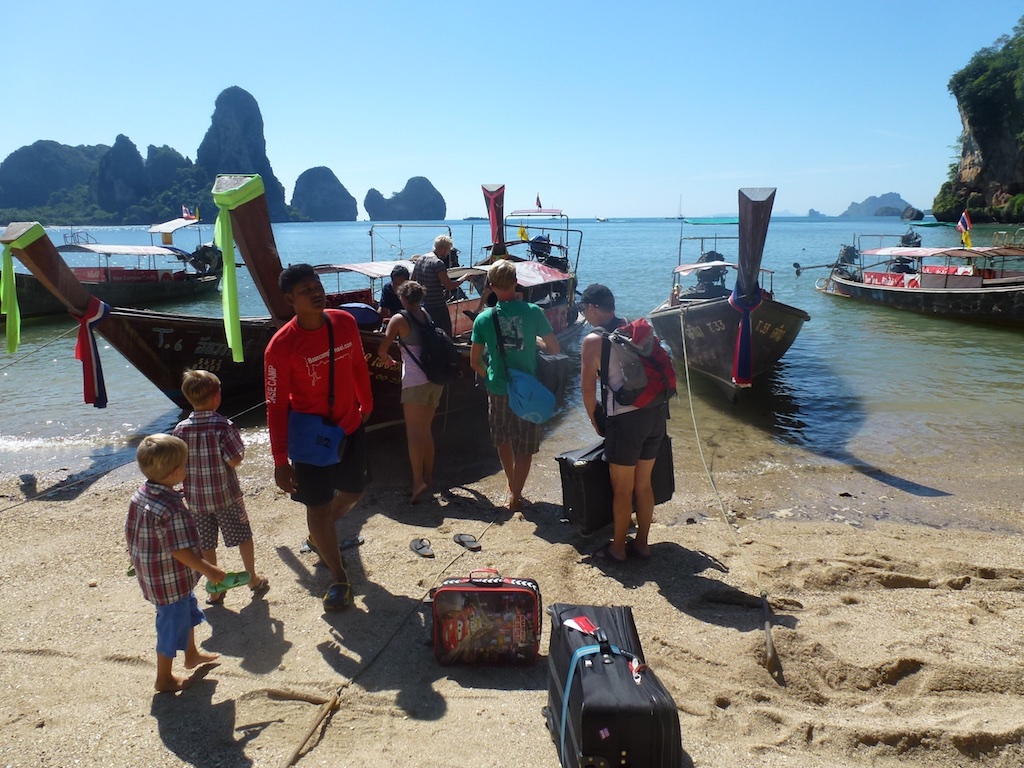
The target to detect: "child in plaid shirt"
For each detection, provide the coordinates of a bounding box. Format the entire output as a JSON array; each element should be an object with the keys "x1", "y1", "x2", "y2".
[
  {"x1": 126, "y1": 434, "x2": 224, "y2": 692},
  {"x1": 173, "y1": 369, "x2": 268, "y2": 604}
]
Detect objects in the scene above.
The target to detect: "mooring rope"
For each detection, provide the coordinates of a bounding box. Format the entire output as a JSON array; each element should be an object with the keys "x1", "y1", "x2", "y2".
[
  {"x1": 678, "y1": 311, "x2": 780, "y2": 676},
  {"x1": 0, "y1": 324, "x2": 78, "y2": 373}
]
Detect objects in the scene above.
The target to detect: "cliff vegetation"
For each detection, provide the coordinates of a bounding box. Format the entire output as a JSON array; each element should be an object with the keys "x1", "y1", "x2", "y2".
[{"x1": 933, "y1": 15, "x2": 1024, "y2": 223}]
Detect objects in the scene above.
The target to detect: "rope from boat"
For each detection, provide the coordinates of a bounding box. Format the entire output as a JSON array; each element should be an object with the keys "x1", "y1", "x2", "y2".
[
  {"x1": 678, "y1": 312, "x2": 780, "y2": 677},
  {"x1": 0, "y1": 324, "x2": 78, "y2": 373},
  {"x1": 279, "y1": 501, "x2": 500, "y2": 767},
  {"x1": 370, "y1": 229, "x2": 440, "y2": 260},
  {"x1": 0, "y1": 400, "x2": 269, "y2": 514}
]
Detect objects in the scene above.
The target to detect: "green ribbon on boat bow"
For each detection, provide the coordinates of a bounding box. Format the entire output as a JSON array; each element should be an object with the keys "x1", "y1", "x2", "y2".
[
  {"x1": 1, "y1": 223, "x2": 46, "y2": 354},
  {"x1": 212, "y1": 175, "x2": 265, "y2": 363}
]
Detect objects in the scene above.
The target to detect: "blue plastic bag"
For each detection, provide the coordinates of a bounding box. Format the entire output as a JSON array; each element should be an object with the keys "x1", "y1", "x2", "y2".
[{"x1": 507, "y1": 368, "x2": 556, "y2": 424}]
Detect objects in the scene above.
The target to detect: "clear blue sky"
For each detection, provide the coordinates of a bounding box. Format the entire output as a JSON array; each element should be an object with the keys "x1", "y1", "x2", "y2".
[{"x1": 4, "y1": 2, "x2": 1021, "y2": 218}]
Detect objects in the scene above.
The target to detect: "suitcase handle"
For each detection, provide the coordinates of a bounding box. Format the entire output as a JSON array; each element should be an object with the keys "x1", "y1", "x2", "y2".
[
  {"x1": 468, "y1": 568, "x2": 502, "y2": 584},
  {"x1": 595, "y1": 627, "x2": 614, "y2": 662}
]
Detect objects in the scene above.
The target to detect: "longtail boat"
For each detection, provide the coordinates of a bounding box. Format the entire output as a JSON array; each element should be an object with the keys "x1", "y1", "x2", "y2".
[
  {"x1": 648, "y1": 187, "x2": 810, "y2": 399},
  {"x1": 9, "y1": 217, "x2": 222, "y2": 320},
  {"x1": 0, "y1": 174, "x2": 483, "y2": 427},
  {"x1": 799, "y1": 228, "x2": 1024, "y2": 327}
]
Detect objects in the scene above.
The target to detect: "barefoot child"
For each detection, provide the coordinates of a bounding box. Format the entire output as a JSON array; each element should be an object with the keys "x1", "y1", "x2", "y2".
[
  {"x1": 125, "y1": 434, "x2": 224, "y2": 692},
  {"x1": 173, "y1": 369, "x2": 268, "y2": 603}
]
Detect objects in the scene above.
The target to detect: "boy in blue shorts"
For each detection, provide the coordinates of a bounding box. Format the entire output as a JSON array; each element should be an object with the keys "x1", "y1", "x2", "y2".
[
  {"x1": 125, "y1": 433, "x2": 225, "y2": 692},
  {"x1": 174, "y1": 369, "x2": 268, "y2": 604}
]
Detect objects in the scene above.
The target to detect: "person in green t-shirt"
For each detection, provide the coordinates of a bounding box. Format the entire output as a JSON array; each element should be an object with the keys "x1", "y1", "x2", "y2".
[{"x1": 470, "y1": 259, "x2": 560, "y2": 512}]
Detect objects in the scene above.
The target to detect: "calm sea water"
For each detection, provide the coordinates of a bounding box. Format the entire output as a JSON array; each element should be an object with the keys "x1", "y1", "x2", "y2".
[{"x1": 2, "y1": 215, "x2": 1022, "y2": 498}]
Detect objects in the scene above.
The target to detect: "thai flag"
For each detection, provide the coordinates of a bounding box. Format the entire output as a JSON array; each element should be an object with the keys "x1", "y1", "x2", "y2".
[
  {"x1": 956, "y1": 210, "x2": 971, "y2": 233},
  {"x1": 182, "y1": 205, "x2": 195, "y2": 219}
]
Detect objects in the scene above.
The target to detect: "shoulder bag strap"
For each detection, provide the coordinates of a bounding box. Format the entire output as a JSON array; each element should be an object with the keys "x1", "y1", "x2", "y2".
[
  {"x1": 324, "y1": 312, "x2": 335, "y2": 411},
  {"x1": 491, "y1": 309, "x2": 510, "y2": 379},
  {"x1": 599, "y1": 332, "x2": 611, "y2": 410},
  {"x1": 397, "y1": 309, "x2": 428, "y2": 371}
]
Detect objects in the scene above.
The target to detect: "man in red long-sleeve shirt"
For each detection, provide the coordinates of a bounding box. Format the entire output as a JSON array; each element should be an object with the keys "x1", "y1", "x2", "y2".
[{"x1": 265, "y1": 264, "x2": 373, "y2": 611}]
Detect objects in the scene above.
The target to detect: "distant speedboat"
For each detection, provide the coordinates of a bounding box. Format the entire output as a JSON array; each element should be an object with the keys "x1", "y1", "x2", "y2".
[
  {"x1": 649, "y1": 188, "x2": 810, "y2": 400},
  {"x1": 804, "y1": 227, "x2": 1024, "y2": 327},
  {"x1": 595, "y1": 216, "x2": 608, "y2": 222}
]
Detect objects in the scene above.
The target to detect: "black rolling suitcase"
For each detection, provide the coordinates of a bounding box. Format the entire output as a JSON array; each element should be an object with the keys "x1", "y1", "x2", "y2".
[
  {"x1": 545, "y1": 603, "x2": 683, "y2": 768},
  {"x1": 555, "y1": 435, "x2": 674, "y2": 535}
]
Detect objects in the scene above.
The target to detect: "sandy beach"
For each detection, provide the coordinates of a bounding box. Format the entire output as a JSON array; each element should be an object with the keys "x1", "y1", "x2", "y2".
[{"x1": 2, "y1": 409, "x2": 1024, "y2": 768}]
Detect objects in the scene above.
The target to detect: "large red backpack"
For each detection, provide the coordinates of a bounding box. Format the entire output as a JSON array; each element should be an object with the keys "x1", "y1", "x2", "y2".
[{"x1": 601, "y1": 317, "x2": 677, "y2": 409}]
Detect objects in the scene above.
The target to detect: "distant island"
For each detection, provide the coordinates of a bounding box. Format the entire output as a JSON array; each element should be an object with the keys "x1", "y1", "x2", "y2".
[{"x1": 0, "y1": 86, "x2": 445, "y2": 225}]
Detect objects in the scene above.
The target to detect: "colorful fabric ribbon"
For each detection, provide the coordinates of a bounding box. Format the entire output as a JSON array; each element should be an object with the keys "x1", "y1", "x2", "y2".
[
  {"x1": 212, "y1": 174, "x2": 267, "y2": 363},
  {"x1": 728, "y1": 287, "x2": 764, "y2": 387},
  {"x1": 0, "y1": 242, "x2": 20, "y2": 354},
  {"x1": 74, "y1": 296, "x2": 111, "y2": 408}
]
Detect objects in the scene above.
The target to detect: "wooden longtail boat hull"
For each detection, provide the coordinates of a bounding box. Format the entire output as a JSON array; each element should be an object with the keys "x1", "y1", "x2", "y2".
[
  {"x1": 820, "y1": 274, "x2": 1024, "y2": 327},
  {"x1": 649, "y1": 187, "x2": 809, "y2": 398},
  {"x1": 649, "y1": 296, "x2": 809, "y2": 395},
  {"x1": 13, "y1": 271, "x2": 221, "y2": 319},
  {"x1": 2, "y1": 175, "x2": 485, "y2": 425}
]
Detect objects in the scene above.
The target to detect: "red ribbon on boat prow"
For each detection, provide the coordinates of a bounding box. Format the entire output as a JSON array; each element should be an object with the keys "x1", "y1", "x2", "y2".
[{"x1": 74, "y1": 296, "x2": 111, "y2": 408}]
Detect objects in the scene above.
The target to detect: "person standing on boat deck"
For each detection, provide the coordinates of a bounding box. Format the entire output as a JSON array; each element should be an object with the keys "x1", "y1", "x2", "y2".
[
  {"x1": 412, "y1": 235, "x2": 464, "y2": 337},
  {"x1": 377, "y1": 264, "x2": 409, "y2": 320},
  {"x1": 264, "y1": 264, "x2": 373, "y2": 612},
  {"x1": 376, "y1": 280, "x2": 444, "y2": 504},
  {"x1": 579, "y1": 284, "x2": 666, "y2": 563},
  {"x1": 470, "y1": 259, "x2": 560, "y2": 512}
]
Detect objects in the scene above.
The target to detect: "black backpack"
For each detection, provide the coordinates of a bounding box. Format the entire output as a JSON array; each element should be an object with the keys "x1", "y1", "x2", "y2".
[{"x1": 399, "y1": 310, "x2": 461, "y2": 385}]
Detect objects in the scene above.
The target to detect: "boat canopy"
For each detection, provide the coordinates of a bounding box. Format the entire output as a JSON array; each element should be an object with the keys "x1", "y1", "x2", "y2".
[
  {"x1": 315, "y1": 258, "x2": 571, "y2": 288},
  {"x1": 147, "y1": 218, "x2": 202, "y2": 235},
  {"x1": 508, "y1": 208, "x2": 563, "y2": 217},
  {"x1": 56, "y1": 243, "x2": 186, "y2": 257},
  {"x1": 673, "y1": 260, "x2": 737, "y2": 275},
  {"x1": 861, "y1": 246, "x2": 1021, "y2": 258},
  {"x1": 315, "y1": 260, "x2": 415, "y2": 280}
]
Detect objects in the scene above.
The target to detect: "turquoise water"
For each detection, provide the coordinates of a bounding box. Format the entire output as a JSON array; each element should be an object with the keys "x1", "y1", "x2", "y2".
[{"x1": 2, "y1": 215, "x2": 1021, "y2": 490}]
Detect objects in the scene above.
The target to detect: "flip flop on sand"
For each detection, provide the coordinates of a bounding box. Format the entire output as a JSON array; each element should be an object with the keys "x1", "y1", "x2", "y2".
[
  {"x1": 625, "y1": 538, "x2": 651, "y2": 560},
  {"x1": 323, "y1": 581, "x2": 352, "y2": 611},
  {"x1": 301, "y1": 534, "x2": 363, "y2": 558},
  {"x1": 410, "y1": 538, "x2": 435, "y2": 558},
  {"x1": 249, "y1": 577, "x2": 270, "y2": 594},
  {"x1": 453, "y1": 533, "x2": 482, "y2": 552},
  {"x1": 206, "y1": 571, "x2": 252, "y2": 594},
  {"x1": 589, "y1": 542, "x2": 627, "y2": 564}
]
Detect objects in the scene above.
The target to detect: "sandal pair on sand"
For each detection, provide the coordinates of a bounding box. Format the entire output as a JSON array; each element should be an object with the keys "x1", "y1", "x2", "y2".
[
  {"x1": 409, "y1": 533, "x2": 482, "y2": 559},
  {"x1": 590, "y1": 538, "x2": 651, "y2": 564},
  {"x1": 206, "y1": 571, "x2": 270, "y2": 605}
]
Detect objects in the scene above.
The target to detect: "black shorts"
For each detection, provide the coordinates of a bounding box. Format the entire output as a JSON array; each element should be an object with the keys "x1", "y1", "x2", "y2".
[
  {"x1": 604, "y1": 406, "x2": 667, "y2": 466},
  {"x1": 292, "y1": 424, "x2": 370, "y2": 507}
]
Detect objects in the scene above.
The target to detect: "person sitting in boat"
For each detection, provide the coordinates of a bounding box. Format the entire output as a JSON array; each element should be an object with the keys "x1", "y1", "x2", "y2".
[
  {"x1": 378, "y1": 264, "x2": 409, "y2": 319},
  {"x1": 412, "y1": 235, "x2": 466, "y2": 338}
]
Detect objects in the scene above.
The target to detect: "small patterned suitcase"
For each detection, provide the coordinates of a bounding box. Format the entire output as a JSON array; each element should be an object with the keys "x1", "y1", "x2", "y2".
[{"x1": 430, "y1": 569, "x2": 542, "y2": 665}]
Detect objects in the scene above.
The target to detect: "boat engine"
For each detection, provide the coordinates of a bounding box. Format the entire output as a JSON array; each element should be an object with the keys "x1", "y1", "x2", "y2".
[
  {"x1": 188, "y1": 244, "x2": 223, "y2": 275},
  {"x1": 696, "y1": 250, "x2": 728, "y2": 285},
  {"x1": 899, "y1": 229, "x2": 922, "y2": 248}
]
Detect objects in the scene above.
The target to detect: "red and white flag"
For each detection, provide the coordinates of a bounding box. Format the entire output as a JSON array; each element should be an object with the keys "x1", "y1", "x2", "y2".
[
  {"x1": 182, "y1": 205, "x2": 196, "y2": 219},
  {"x1": 536, "y1": 194, "x2": 542, "y2": 209}
]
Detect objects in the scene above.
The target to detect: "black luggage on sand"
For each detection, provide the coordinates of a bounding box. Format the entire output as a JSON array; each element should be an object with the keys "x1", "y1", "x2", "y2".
[
  {"x1": 545, "y1": 603, "x2": 683, "y2": 768},
  {"x1": 555, "y1": 435, "x2": 674, "y2": 535}
]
